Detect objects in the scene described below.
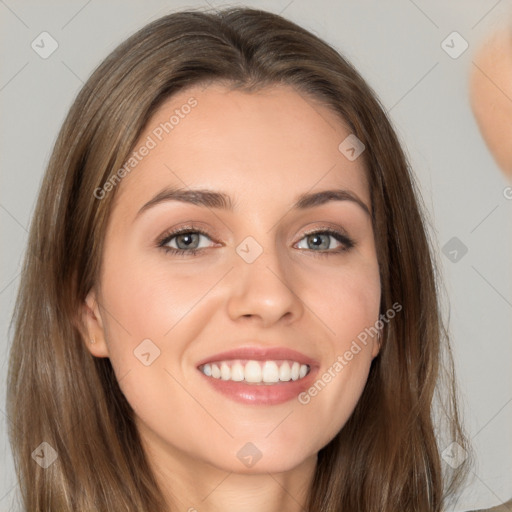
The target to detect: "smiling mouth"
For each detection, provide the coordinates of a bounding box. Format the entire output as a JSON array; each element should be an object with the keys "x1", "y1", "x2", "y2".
[{"x1": 198, "y1": 359, "x2": 310, "y2": 385}]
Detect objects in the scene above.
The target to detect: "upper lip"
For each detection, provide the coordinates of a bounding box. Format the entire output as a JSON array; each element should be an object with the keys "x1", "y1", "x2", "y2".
[{"x1": 196, "y1": 346, "x2": 319, "y2": 368}]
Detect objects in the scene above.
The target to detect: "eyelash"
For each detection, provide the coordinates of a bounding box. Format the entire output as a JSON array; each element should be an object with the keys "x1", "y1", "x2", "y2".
[{"x1": 156, "y1": 225, "x2": 355, "y2": 258}]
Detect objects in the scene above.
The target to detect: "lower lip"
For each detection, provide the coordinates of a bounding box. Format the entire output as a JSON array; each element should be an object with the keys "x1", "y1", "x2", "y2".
[{"x1": 198, "y1": 367, "x2": 318, "y2": 405}]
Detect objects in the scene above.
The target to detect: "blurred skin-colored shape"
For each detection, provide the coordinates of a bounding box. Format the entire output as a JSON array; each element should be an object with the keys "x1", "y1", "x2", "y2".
[
  {"x1": 469, "y1": 24, "x2": 512, "y2": 512},
  {"x1": 470, "y1": 25, "x2": 512, "y2": 179}
]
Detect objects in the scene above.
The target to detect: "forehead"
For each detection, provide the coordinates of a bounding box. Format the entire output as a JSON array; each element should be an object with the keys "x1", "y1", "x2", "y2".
[{"x1": 112, "y1": 82, "x2": 370, "y2": 217}]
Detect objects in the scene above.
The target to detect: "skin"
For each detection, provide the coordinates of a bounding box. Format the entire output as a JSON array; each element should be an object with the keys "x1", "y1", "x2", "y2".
[
  {"x1": 470, "y1": 25, "x2": 512, "y2": 178},
  {"x1": 469, "y1": 26, "x2": 512, "y2": 512},
  {"x1": 81, "y1": 83, "x2": 381, "y2": 512}
]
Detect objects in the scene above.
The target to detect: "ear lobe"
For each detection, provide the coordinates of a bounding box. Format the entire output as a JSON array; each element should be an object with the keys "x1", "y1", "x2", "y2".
[
  {"x1": 371, "y1": 329, "x2": 382, "y2": 359},
  {"x1": 80, "y1": 289, "x2": 110, "y2": 358}
]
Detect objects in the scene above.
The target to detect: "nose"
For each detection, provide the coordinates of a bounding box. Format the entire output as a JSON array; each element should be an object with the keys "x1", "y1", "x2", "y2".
[{"x1": 226, "y1": 242, "x2": 304, "y2": 328}]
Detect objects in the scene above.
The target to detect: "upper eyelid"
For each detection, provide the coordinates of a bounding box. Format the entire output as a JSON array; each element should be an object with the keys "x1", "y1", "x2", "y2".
[{"x1": 301, "y1": 226, "x2": 348, "y2": 238}]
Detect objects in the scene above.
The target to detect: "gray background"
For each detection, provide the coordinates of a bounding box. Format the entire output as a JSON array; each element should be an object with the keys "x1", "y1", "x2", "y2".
[{"x1": 1, "y1": 1, "x2": 511, "y2": 510}]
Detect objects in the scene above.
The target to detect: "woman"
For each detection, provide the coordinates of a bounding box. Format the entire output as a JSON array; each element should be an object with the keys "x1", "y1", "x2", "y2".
[{"x1": 6, "y1": 7, "x2": 470, "y2": 511}]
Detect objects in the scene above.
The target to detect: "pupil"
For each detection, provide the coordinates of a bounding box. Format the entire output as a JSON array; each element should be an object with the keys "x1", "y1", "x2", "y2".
[
  {"x1": 309, "y1": 234, "x2": 328, "y2": 250},
  {"x1": 177, "y1": 233, "x2": 199, "y2": 249}
]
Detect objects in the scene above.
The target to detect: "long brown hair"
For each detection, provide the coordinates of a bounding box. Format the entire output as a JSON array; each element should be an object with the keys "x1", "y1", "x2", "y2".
[{"x1": 6, "y1": 7, "x2": 470, "y2": 511}]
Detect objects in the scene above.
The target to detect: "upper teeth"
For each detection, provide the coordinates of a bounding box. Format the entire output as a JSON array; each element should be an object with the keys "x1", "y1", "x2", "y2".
[{"x1": 200, "y1": 360, "x2": 310, "y2": 384}]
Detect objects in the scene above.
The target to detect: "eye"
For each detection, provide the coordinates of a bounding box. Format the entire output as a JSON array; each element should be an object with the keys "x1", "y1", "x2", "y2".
[
  {"x1": 157, "y1": 227, "x2": 216, "y2": 256},
  {"x1": 295, "y1": 229, "x2": 355, "y2": 254},
  {"x1": 156, "y1": 226, "x2": 355, "y2": 257}
]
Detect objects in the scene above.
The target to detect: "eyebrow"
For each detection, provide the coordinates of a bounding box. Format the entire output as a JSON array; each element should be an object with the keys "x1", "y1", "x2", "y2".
[{"x1": 135, "y1": 187, "x2": 371, "y2": 219}]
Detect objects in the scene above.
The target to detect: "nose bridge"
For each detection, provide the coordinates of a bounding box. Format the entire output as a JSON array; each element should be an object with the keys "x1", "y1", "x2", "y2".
[{"x1": 226, "y1": 233, "x2": 303, "y2": 325}]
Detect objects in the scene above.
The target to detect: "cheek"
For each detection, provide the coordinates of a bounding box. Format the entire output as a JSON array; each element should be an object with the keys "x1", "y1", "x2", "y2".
[
  {"x1": 96, "y1": 252, "x2": 207, "y2": 439},
  {"x1": 99, "y1": 247, "x2": 220, "y2": 344},
  {"x1": 97, "y1": 247, "x2": 231, "y2": 410},
  {"x1": 292, "y1": 258, "x2": 380, "y2": 441},
  {"x1": 300, "y1": 254, "x2": 381, "y2": 343}
]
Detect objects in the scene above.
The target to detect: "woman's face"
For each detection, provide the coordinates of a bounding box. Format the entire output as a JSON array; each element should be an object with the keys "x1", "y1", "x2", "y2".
[{"x1": 83, "y1": 83, "x2": 381, "y2": 476}]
